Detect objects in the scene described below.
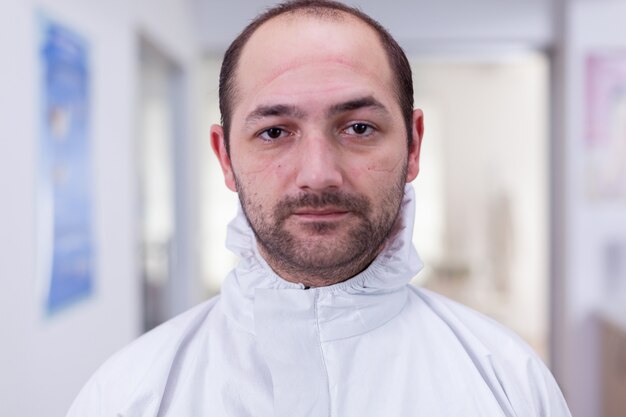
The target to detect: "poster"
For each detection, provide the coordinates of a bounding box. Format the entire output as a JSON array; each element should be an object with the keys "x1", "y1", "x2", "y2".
[
  {"x1": 585, "y1": 52, "x2": 626, "y2": 201},
  {"x1": 38, "y1": 17, "x2": 94, "y2": 314}
]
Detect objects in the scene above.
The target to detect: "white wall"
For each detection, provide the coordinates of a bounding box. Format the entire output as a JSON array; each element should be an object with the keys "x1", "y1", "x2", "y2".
[
  {"x1": 0, "y1": 1, "x2": 200, "y2": 416},
  {"x1": 553, "y1": 1, "x2": 626, "y2": 416}
]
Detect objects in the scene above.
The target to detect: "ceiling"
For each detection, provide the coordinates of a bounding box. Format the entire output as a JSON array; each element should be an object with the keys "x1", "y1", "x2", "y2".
[{"x1": 189, "y1": 0, "x2": 555, "y2": 56}]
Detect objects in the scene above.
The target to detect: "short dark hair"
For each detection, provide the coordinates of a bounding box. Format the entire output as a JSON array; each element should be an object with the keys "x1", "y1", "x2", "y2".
[{"x1": 218, "y1": 0, "x2": 414, "y2": 154}]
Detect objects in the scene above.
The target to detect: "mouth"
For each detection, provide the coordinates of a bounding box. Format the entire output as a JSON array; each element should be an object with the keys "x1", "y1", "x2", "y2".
[{"x1": 292, "y1": 207, "x2": 350, "y2": 221}]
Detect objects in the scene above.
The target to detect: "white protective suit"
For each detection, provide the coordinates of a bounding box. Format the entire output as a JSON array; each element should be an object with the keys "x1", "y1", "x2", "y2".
[{"x1": 67, "y1": 185, "x2": 571, "y2": 417}]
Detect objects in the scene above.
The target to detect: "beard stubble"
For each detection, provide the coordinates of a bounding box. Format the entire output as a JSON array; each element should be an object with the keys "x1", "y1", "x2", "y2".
[{"x1": 236, "y1": 166, "x2": 407, "y2": 285}]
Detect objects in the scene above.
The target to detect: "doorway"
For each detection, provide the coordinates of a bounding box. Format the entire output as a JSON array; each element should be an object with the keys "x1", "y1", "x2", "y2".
[
  {"x1": 410, "y1": 51, "x2": 551, "y2": 359},
  {"x1": 137, "y1": 38, "x2": 185, "y2": 331}
]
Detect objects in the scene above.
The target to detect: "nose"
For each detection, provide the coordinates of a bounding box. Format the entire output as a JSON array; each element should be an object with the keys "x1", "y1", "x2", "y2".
[{"x1": 294, "y1": 133, "x2": 344, "y2": 191}]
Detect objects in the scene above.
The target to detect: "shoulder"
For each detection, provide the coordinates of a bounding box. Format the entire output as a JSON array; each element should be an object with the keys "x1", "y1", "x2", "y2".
[
  {"x1": 66, "y1": 297, "x2": 221, "y2": 417},
  {"x1": 409, "y1": 287, "x2": 536, "y2": 357},
  {"x1": 407, "y1": 287, "x2": 571, "y2": 417}
]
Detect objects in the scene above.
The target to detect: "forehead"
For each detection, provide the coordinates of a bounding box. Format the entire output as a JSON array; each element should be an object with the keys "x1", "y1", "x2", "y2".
[{"x1": 233, "y1": 12, "x2": 394, "y2": 111}]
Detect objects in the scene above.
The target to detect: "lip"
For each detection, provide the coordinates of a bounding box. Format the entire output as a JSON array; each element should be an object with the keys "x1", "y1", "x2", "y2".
[{"x1": 292, "y1": 208, "x2": 349, "y2": 220}]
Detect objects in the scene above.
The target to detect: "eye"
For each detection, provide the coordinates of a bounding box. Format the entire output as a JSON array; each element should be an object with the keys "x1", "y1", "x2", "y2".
[
  {"x1": 259, "y1": 127, "x2": 289, "y2": 141},
  {"x1": 344, "y1": 122, "x2": 375, "y2": 136}
]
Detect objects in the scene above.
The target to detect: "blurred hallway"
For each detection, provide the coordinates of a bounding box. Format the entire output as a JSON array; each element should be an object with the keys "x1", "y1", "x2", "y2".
[{"x1": 1, "y1": 1, "x2": 626, "y2": 416}]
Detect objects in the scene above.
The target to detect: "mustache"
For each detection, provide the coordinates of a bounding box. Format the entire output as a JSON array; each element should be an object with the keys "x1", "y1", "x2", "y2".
[{"x1": 274, "y1": 190, "x2": 371, "y2": 221}]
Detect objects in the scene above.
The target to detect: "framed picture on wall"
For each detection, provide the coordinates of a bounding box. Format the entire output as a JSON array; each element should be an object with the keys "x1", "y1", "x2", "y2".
[
  {"x1": 37, "y1": 15, "x2": 95, "y2": 315},
  {"x1": 585, "y1": 51, "x2": 626, "y2": 201}
]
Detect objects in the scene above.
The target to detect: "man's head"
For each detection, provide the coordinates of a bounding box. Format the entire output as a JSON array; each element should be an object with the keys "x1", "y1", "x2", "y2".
[
  {"x1": 211, "y1": 0, "x2": 424, "y2": 286},
  {"x1": 218, "y1": 0, "x2": 415, "y2": 154}
]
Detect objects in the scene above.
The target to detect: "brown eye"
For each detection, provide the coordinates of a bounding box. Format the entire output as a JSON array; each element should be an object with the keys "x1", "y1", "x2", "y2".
[
  {"x1": 352, "y1": 123, "x2": 369, "y2": 134},
  {"x1": 267, "y1": 128, "x2": 283, "y2": 138},
  {"x1": 345, "y1": 123, "x2": 374, "y2": 136},
  {"x1": 259, "y1": 127, "x2": 288, "y2": 141}
]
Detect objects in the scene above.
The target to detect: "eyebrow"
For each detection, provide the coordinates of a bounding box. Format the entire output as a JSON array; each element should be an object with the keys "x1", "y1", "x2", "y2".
[
  {"x1": 245, "y1": 104, "x2": 306, "y2": 127},
  {"x1": 327, "y1": 96, "x2": 389, "y2": 117},
  {"x1": 243, "y1": 95, "x2": 390, "y2": 128}
]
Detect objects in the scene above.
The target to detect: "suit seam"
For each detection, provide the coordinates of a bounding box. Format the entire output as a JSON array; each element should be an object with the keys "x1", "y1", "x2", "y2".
[{"x1": 314, "y1": 289, "x2": 332, "y2": 417}]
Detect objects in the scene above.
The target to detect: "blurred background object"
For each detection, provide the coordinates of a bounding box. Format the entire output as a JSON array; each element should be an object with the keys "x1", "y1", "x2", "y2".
[{"x1": 1, "y1": 1, "x2": 626, "y2": 417}]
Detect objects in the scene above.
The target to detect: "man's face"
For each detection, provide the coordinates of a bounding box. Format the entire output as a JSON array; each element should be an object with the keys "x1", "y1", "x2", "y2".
[{"x1": 212, "y1": 14, "x2": 422, "y2": 284}]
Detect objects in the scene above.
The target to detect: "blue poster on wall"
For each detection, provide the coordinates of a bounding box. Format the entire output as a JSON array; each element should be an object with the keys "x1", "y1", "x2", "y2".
[{"x1": 38, "y1": 17, "x2": 94, "y2": 314}]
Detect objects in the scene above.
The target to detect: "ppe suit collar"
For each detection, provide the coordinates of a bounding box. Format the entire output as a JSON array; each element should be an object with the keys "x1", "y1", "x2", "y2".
[{"x1": 221, "y1": 184, "x2": 423, "y2": 337}]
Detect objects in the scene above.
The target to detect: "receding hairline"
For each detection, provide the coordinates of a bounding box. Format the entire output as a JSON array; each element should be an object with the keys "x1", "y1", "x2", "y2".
[
  {"x1": 230, "y1": 9, "x2": 389, "y2": 110},
  {"x1": 277, "y1": 3, "x2": 349, "y2": 20},
  {"x1": 219, "y1": 0, "x2": 415, "y2": 152}
]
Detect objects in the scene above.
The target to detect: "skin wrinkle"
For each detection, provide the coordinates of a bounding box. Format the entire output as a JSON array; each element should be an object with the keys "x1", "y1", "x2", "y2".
[
  {"x1": 248, "y1": 57, "x2": 387, "y2": 98},
  {"x1": 245, "y1": 84, "x2": 377, "y2": 113},
  {"x1": 233, "y1": 13, "x2": 392, "y2": 101}
]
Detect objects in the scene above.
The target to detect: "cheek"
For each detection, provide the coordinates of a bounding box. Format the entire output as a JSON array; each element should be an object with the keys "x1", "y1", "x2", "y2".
[
  {"x1": 343, "y1": 154, "x2": 405, "y2": 190},
  {"x1": 234, "y1": 153, "x2": 290, "y2": 191},
  {"x1": 230, "y1": 137, "x2": 288, "y2": 176},
  {"x1": 237, "y1": 156, "x2": 274, "y2": 175},
  {"x1": 363, "y1": 151, "x2": 405, "y2": 174}
]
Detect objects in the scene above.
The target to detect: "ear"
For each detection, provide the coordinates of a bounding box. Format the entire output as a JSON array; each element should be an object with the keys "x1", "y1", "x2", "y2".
[
  {"x1": 210, "y1": 124, "x2": 237, "y2": 192},
  {"x1": 405, "y1": 108, "x2": 424, "y2": 183}
]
